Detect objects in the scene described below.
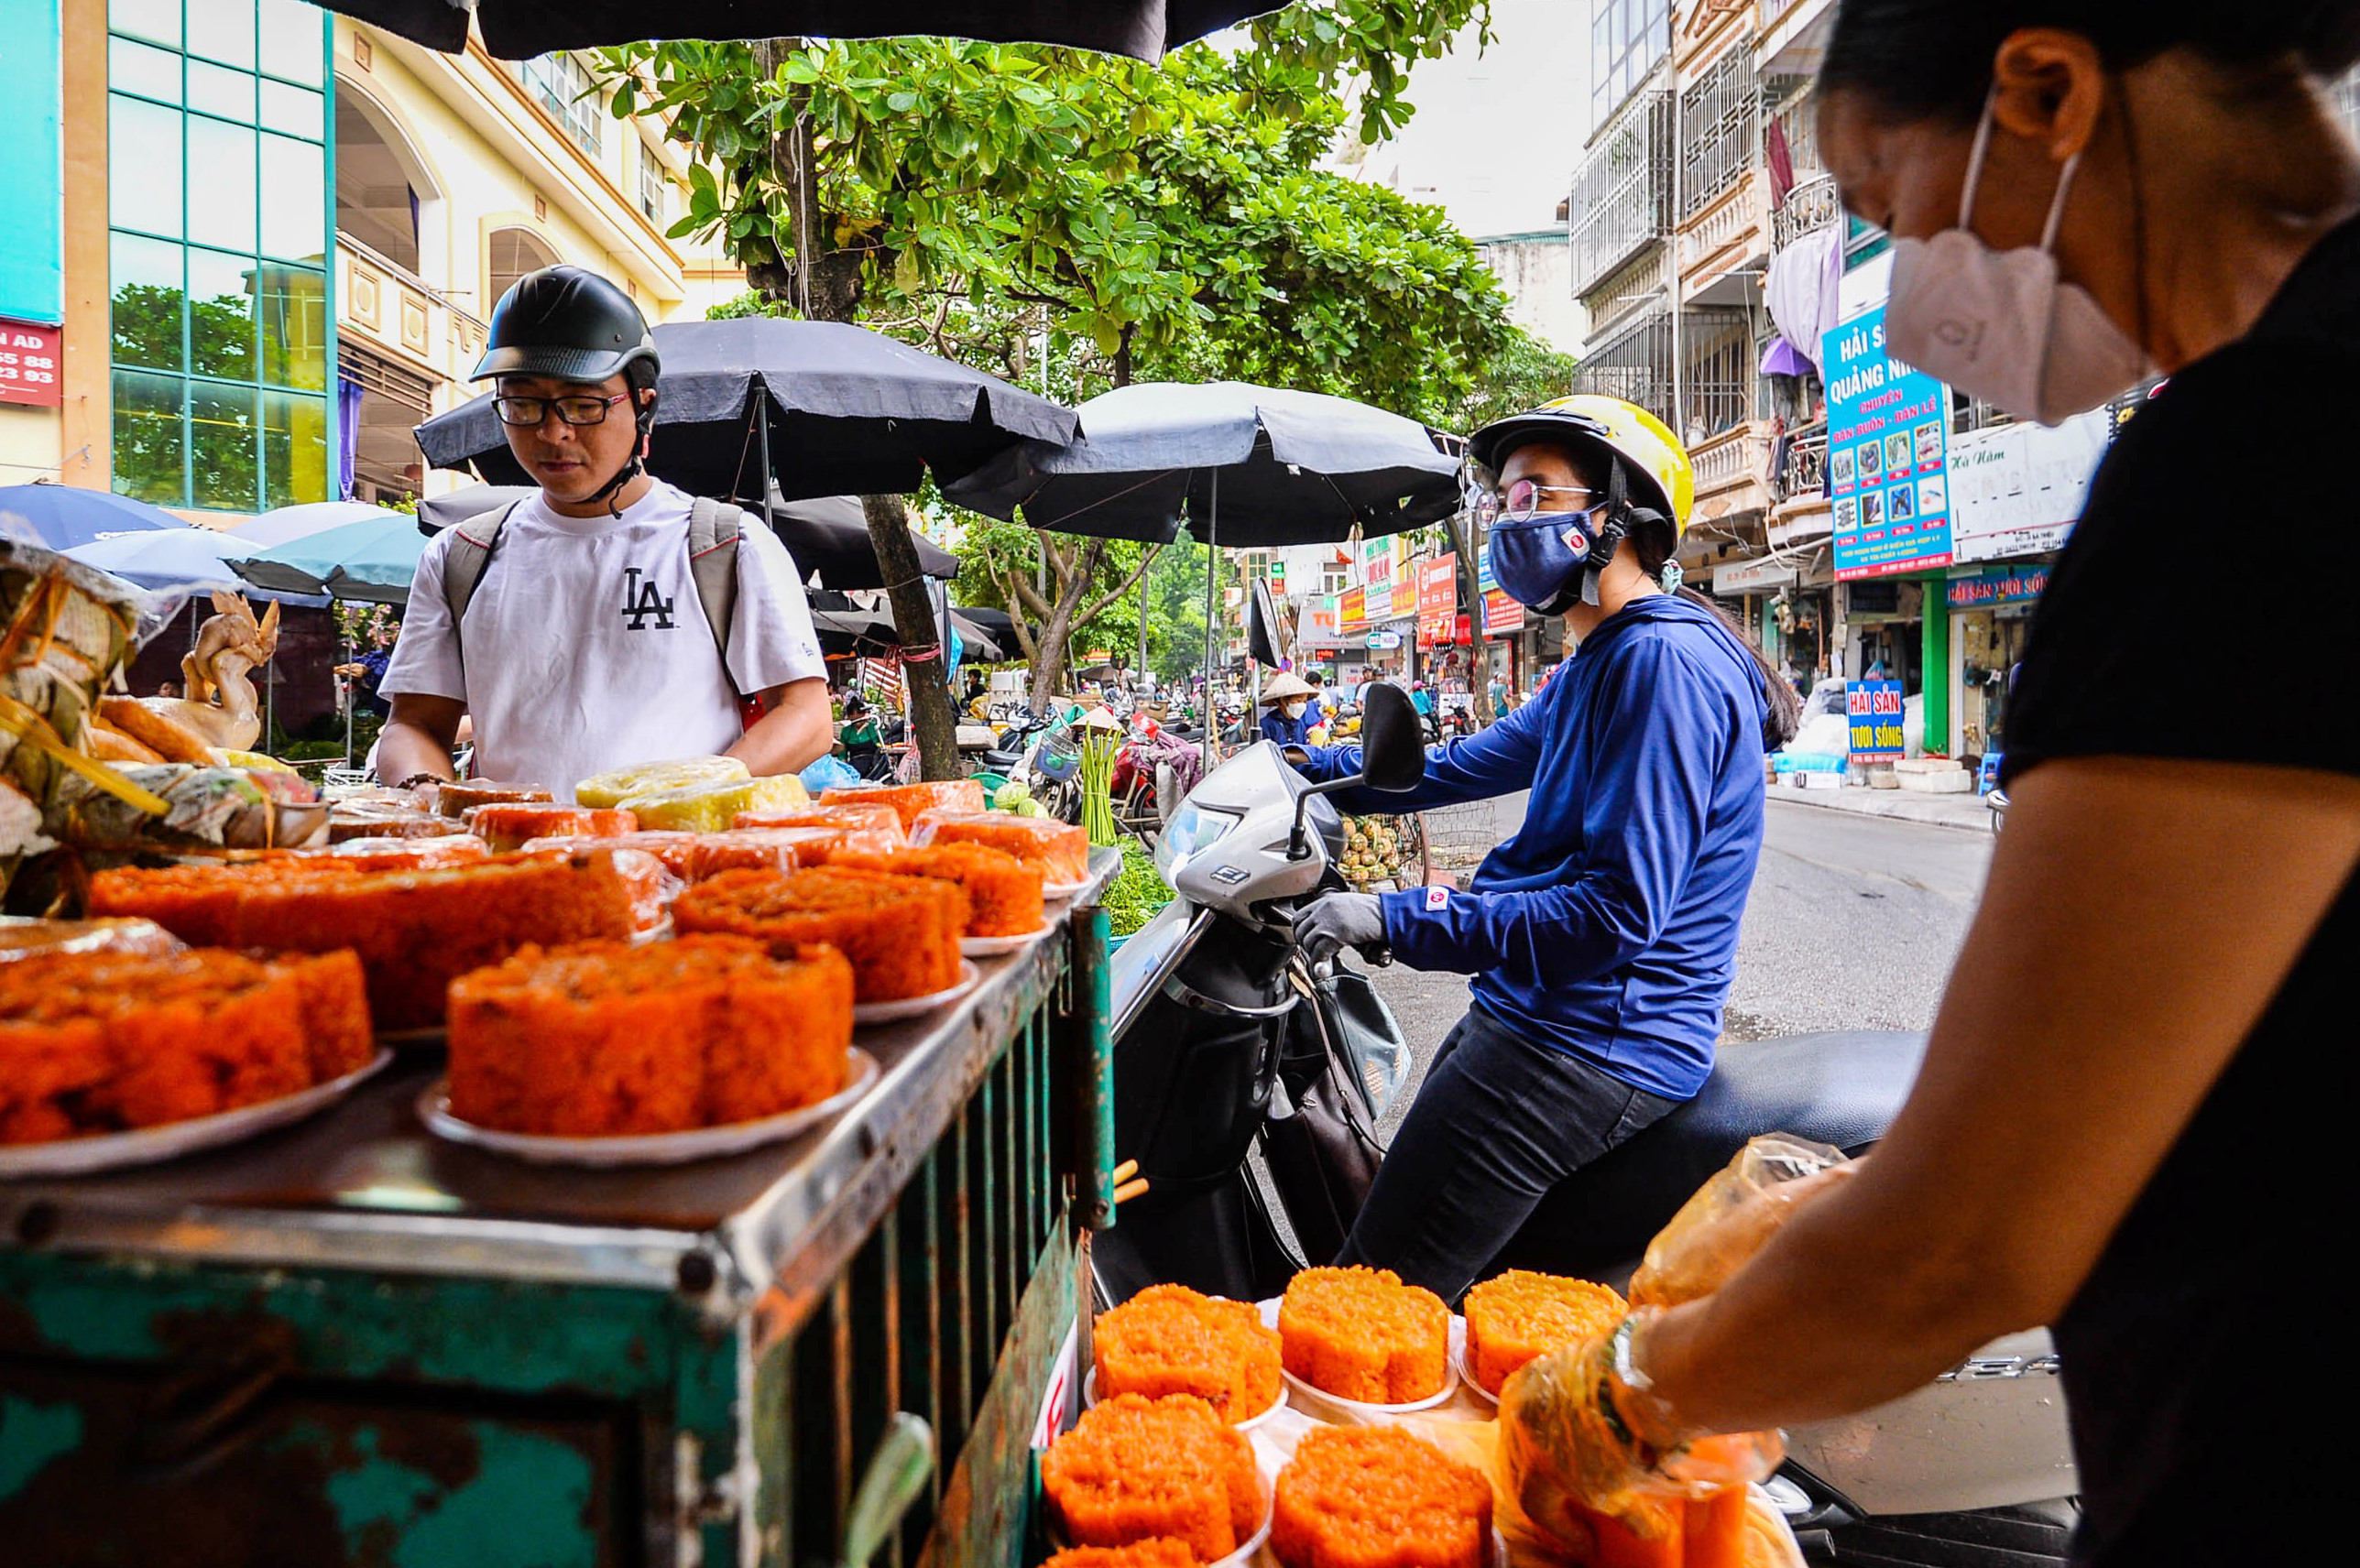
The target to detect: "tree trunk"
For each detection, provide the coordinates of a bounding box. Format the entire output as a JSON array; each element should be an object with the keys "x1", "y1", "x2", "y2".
[
  {"x1": 860, "y1": 494, "x2": 963, "y2": 779},
  {"x1": 1026, "y1": 538, "x2": 1107, "y2": 713}
]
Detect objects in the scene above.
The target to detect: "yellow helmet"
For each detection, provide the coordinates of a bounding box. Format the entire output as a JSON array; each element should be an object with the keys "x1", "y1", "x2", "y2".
[{"x1": 1466, "y1": 394, "x2": 1694, "y2": 532}]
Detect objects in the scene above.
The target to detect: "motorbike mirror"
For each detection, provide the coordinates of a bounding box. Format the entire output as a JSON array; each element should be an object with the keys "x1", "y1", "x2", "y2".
[{"x1": 1356, "y1": 684, "x2": 1426, "y2": 793}]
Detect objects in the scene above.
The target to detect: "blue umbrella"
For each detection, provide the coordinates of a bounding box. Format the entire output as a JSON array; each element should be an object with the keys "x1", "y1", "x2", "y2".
[
  {"x1": 61, "y1": 528, "x2": 328, "y2": 606},
  {"x1": 0, "y1": 485, "x2": 184, "y2": 550},
  {"x1": 232, "y1": 500, "x2": 399, "y2": 550},
  {"x1": 232, "y1": 512, "x2": 426, "y2": 604}
]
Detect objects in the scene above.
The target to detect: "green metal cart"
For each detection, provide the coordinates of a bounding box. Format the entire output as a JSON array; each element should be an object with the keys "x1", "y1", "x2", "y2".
[{"x1": 0, "y1": 852, "x2": 1120, "y2": 1568}]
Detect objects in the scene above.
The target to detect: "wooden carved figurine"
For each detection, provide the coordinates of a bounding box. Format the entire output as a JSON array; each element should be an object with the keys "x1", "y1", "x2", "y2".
[{"x1": 137, "y1": 592, "x2": 282, "y2": 753}]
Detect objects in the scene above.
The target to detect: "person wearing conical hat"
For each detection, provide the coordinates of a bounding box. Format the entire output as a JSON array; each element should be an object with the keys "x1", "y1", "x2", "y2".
[{"x1": 1256, "y1": 671, "x2": 1319, "y2": 748}]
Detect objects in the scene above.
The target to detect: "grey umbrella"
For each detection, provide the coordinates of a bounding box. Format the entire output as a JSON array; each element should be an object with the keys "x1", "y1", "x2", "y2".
[
  {"x1": 943, "y1": 380, "x2": 1462, "y2": 763},
  {"x1": 315, "y1": 1, "x2": 1280, "y2": 59}
]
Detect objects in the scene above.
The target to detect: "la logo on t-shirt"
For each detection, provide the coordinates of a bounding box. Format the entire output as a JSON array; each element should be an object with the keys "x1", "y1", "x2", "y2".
[{"x1": 621, "y1": 566, "x2": 677, "y2": 631}]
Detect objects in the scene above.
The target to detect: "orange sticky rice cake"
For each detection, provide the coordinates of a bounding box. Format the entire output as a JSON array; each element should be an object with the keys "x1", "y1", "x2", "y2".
[
  {"x1": 821, "y1": 779, "x2": 985, "y2": 832},
  {"x1": 0, "y1": 947, "x2": 371, "y2": 1142},
  {"x1": 517, "y1": 828, "x2": 836, "y2": 885},
  {"x1": 825, "y1": 843, "x2": 1043, "y2": 938},
  {"x1": 1041, "y1": 1394, "x2": 1262, "y2": 1563},
  {"x1": 446, "y1": 936, "x2": 854, "y2": 1135},
  {"x1": 90, "y1": 850, "x2": 671, "y2": 1031},
  {"x1": 735, "y1": 800, "x2": 906, "y2": 841},
  {"x1": 1277, "y1": 1266, "x2": 1449, "y2": 1405},
  {"x1": 1462, "y1": 1270, "x2": 1628, "y2": 1398},
  {"x1": 673, "y1": 867, "x2": 966, "y2": 1002},
  {"x1": 465, "y1": 803, "x2": 638, "y2": 854},
  {"x1": 1039, "y1": 1542, "x2": 1199, "y2": 1568},
  {"x1": 1093, "y1": 1284, "x2": 1283, "y2": 1421},
  {"x1": 914, "y1": 810, "x2": 1090, "y2": 885},
  {"x1": 1270, "y1": 1426, "x2": 1491, "y2": 1568},
  {"x1": 432, "y1": 779, "x2": 553, "y2": 820},
  {"x1": 777, "y1": 826, "x2": 909, "y2": 866},
  {"x1": 326, "y1": 835, "x2": 495, "y2": 872}
]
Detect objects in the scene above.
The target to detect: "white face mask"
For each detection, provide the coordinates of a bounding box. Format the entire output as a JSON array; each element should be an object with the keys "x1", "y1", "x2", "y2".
[
  {"x1": 1282, "y1": 700, "x2": 1307, "y2": 719},
  {"x1": 1885, "y1": 93, "x2": 2152, "y2": 426}
]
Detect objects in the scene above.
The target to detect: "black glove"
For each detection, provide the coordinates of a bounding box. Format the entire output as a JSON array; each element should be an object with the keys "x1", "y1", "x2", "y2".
[{"x1": 1295, "y1": 891, "x2": 1384, "y2": 962}]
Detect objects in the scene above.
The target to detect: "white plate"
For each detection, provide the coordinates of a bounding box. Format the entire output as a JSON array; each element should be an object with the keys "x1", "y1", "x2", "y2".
[
  {"x1": 1080, "y1": 1367, "x2": 1288, "y2": 1432},
  {"x1": 1042, "y1": 877, "x2": 1092, "y2": 902},
  {"x1": 853, "y1": 960, "x2": 979, "y2": 1025},
  {"x1": 0, "y1": 1050, "x2": 393, "y2": 1179},
  {"x1": 1256, "y1": 1296, "x2": 1462, "y2": 1416},
  {"x1": 1454, "y1": 1340, "x2": 1500, "y2": 1406},
  {"x1": 418, "y1": 1048, "x2": 878, "y2": 1167},
  {"x1": 960, "y1": 928, "x2": 1045, "y2": 958}
]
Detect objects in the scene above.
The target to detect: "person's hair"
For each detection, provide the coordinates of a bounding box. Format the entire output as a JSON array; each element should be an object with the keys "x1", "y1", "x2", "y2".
[{"x1": 1820, "y1": 2, "x2": 2360, "y2": 124}]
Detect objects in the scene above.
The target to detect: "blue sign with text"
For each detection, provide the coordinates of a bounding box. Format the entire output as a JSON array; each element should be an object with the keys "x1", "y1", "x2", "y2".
[
  {"x1": 1847, "y1": 679, "x2": 1907, "y2": 758},
  {"x1": 1824, "y1": 303, "x2": 1952, "y2": 581}
]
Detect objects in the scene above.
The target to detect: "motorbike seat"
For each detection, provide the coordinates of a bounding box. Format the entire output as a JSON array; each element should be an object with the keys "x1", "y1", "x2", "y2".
[{"x1": 1493, "y1": 1030, "x2": 1928, "y2": 1285}]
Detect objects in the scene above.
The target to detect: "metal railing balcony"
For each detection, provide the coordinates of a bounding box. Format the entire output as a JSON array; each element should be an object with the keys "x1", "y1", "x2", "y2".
[
  {"x1": 1773, "y1": 172, "x2": 1844, "y2": 251},
  {"x1": 1778, "y1": 419, "x2": 1828, "y2": 501},
  {"x1": 1571, "y1": 93, "x2": 1676, "y2": 297}
]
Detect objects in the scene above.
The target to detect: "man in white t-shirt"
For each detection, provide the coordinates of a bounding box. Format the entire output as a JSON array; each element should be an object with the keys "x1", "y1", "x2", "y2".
[{"x1": 377, "y1": 266, "x2": 831, "y2": 797}]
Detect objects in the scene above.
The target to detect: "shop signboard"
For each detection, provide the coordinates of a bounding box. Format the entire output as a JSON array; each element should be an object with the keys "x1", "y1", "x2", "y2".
[
  {"x1": 0, "y1": 320, "x2": 61, "y2": 408},
  {"x1": 1483, "y1": 588, "x2": 1524, "y2": 636},
  {"x1": 1298, "y1": 594, "x2": 1341, "y2": 648},
  {"x1": 1824, "y1": 255, "x2": 1953, "y2": 581},
  {"x1": 1365, "y1": 629, "x2": 1403, "y2": 649},
  {"x1": 0, "y1": 3, "x2": 62, "y2": 329},
  {"x1": 1712, "y1": 556, "x2": 1796, "y2": 594},
  {"x1": 1360, "y1": 536, "x2": 1395, "y2": 620},
  {"x1": 1338, "y1": 586, "x2": 1366, "y2": 632},
  {"x1": 1415, "y1": 554, "x2": 1457, "y2": 646},
  {"x1": 1945, "y1": 410, "x2": 2106, "y2": 563},
  {"x1": 1945, "y1": 563, "x2": 2051, "y2": 609},
  {"x1": 1847, "y1": 679, "x2": 1907, "y2": 757}
]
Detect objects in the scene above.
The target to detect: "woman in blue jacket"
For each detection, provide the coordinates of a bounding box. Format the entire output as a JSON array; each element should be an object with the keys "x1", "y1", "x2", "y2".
[{"x1": 1292, "y1": 396, "x2": 1801, "y2": 1299}]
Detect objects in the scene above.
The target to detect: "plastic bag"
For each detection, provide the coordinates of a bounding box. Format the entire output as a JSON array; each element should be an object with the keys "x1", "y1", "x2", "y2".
[
  {"x1": 1629, "y1": 1135, "x2": 1852, "y2": 1309},
  {"x1": 799, "y1": 753, "x2": 860, "y2": 793}
]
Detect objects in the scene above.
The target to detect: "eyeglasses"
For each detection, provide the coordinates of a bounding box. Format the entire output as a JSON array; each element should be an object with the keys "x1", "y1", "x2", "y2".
[
  {"x1": 494, "y1": 392, "x2": 631, "y2": 428},
  {"x1": 1472, "y1": 478, "x2": 1600, "y2": 527}
]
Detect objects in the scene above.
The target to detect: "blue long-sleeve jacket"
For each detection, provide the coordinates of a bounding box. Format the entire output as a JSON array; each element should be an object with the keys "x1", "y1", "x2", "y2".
[
  {"x1": 1259, "y1": 705, "x2": 1317, "y2": 747},
  {"x1": 1298, "y1": 594, "x2": 1769, "y2": 1098}
]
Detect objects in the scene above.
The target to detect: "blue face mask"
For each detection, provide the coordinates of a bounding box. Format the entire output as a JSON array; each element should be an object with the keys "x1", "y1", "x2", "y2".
[{"x1": 1488, "y1": 509, "x2": 1604, "y2": 615}]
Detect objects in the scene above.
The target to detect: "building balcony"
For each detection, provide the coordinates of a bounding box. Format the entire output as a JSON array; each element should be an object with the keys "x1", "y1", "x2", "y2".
[
  {"x1": 1689, "y1": 419, "x2": 1775, "y2": 523},
  {"x1": 1772, "y1": 171, "x2": 1844, "y2": 253},
  {"x1": 1679, "y1": 166, "x2": 1773, "y2": 304},
  {"x1": 1756, "y1": 0, "x2": 1837, "y2": 77},
  {"x1": 1776, "y1": 419, "x2": 1828, "y2": 502},
  {"x1": 336, "y1": 234, "x2": 486, "y2": 393}
]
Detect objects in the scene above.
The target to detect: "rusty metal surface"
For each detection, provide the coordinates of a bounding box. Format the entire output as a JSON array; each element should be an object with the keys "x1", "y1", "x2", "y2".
[{"x1": 0, "y1": 851, "x2": 1119, "y2": 1308}]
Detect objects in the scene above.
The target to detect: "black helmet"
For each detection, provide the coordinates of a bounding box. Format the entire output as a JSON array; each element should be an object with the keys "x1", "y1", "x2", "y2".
[{"x1": 472, "y1": 265, "x2": 659, "y2": 387}]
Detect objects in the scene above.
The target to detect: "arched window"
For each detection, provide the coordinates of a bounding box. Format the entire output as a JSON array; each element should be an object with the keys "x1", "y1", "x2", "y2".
[
  {"x1": 486, "y1": 227, "x2": 560, "y2": 314},
  {"x1": 333, "y1": 91, "x2": 432, "y2": 274}
]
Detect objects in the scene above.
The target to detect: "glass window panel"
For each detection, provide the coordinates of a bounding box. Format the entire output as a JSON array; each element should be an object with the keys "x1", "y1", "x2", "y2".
[
  {"x1": 190, "y1": 380, "x2": 261, "y2": 510},
  {"x1": 186, "y1": 247, "x2": 259, "y2": 379},
  {"x1": 110, "y1": 234, "x2": 185, "y2": 373},
  {"x1": 258, "y1": 133, "x2": 324, "y2": 261},
  {"x1": 186, "y1": 117, "x2": 258, "y2": 252},
  {"x1": 256, "y1": 0, "x2": 323, "y2": 86},
  {"x1": 109, "y1": 94, "x2": 183, "y2": 239},
  {"x1": 258, "y1": 80, "x2": 322, "y2": 140},
  {"x1": 112, "y1": 369, "x2": 187, "y2": 505},
  {"x1": 262, "y1": 389, "x2": 327, "y2": 507},
  {"x1": 257, "y1": 264, "x2": 324, "y2": 389},
  {"x1": 109, "y1": 0, "x2": 181, "y2": 49},
  {"x1": 188, "y1": 60, "x2": 255, "y2": 121},
  {"x1": 186, "y1": 0, "x2": 257, "y2": 71},
  {"x1": 109, "y1": 37, "x2": 181, "y2": 104}
]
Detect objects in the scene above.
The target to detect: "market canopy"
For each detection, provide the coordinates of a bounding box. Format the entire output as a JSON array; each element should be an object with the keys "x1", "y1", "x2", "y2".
[
  {"x1": 61, "y1": 528, "x2": 328, "y2": 606},
  {"x1": 306, "y1": 0, "x2": 1279, "y2": 59},
  {"x1": 941, "y1": 380, "x2": 1462, "y2": 547},
  {"x1": 232, "y1": 512, "x2": 427, "y2": 605},
  {"x1": 414, "y1": 484, "x2": 959, "y2": 589},
  {"x1": 0, "y1": 485, "x2": 183, "y2": 552},
  {"x1": 415, "y1": 317, "x2": 1076, "y2": 505},
  {"x1": 230, "y1": 500, "x2": 403, "y2": 550}
]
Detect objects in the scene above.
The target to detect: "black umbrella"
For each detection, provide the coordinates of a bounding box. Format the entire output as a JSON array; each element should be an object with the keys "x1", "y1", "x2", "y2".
[
  {"x1": 313, "y1": 1, "x2": 1279, "y2": 60},
  {"x1": 413, "y1": 482, "x2": 959, "y2": 592},
  {"x1": 416, "y1": 318, "x2": 1076, "y2": 506},
  {"x1": 951, "y1": 604, "x2": 1017, "y2": 661}
]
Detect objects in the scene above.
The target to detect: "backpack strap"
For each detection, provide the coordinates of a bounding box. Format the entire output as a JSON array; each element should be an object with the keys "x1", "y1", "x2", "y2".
[
  {"x1": 687, "y1": 496, "x2": 745, "y2": 685},
  {"x1": 441, "y1": 499, "x2": 525, "y2": 679}
]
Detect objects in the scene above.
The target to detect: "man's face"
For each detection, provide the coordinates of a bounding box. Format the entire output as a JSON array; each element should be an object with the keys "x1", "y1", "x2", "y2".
[{"x1": 497, "y1": 372, "x2": 648, "y2": 505}]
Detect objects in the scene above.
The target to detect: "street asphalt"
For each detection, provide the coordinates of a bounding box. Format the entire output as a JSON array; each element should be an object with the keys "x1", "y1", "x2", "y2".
[{"x1": 1363, "y1": 794, "x2": 1994, "y2": 1139}]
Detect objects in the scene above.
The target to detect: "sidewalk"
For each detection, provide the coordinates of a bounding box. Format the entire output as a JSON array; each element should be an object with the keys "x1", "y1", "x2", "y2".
[{"x1": 1765, "y1": 781, "x2": 1997, "y2": 834}]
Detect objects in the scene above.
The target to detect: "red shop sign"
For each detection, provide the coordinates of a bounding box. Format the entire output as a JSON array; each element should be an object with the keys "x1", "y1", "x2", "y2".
[{"x1": 0, "y1": 320, "x2": 62, "y2": 408}]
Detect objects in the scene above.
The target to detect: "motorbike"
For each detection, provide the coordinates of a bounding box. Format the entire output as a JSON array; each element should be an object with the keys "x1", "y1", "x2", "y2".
[{"x1": 1098, "y1": 684, "x2": 2081, "y2": 1565}]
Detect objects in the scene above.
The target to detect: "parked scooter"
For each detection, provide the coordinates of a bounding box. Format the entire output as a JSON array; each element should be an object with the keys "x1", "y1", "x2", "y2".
[{"x1": 1098, "y1": 684, "x2": 2079, "y2": 1564}]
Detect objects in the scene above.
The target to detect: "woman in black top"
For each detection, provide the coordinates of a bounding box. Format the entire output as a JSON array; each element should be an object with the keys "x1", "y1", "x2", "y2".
[{"x1": 1541, "y1": 8, "x2": 2360, "y2": 1566}]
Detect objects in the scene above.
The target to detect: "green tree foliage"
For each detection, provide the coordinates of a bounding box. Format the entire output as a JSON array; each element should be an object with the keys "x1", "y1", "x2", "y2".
[{"x1": 608, "y1": 3, "x2": 1514, "y2": 703}]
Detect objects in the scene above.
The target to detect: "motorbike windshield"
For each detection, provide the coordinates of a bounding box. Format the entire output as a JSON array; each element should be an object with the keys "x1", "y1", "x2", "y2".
[{"x1": 1155, "y1": 800, "x2": 1240, "y2": 883}]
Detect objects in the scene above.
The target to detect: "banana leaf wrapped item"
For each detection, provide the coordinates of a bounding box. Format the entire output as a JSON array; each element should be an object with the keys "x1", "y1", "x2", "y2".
[{"x1": 53, "y1": 764, "x2": 326, "y2": 854}]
